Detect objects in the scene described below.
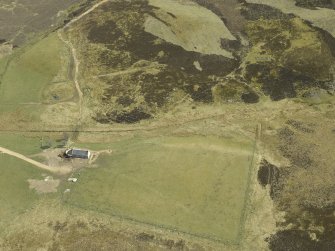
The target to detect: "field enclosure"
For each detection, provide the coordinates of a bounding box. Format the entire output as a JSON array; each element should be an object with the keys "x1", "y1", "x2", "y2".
[{"x1": 65, "y1": 135, "x2": 255, "y2": 244}]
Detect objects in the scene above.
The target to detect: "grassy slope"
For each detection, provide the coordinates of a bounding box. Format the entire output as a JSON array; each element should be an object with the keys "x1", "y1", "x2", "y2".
[
  {"x1": 0, "y1": 34, "x2": 65, "y2": 232},
  {"x1": 66, "y1": 136, "x2": 254, "y2": 243},
  {"x1": 0, "y1": 33, "x2": 63, "y2": 107},
  {"x1": 0, "y1": 155, "x2": 44, "y2": 232}
]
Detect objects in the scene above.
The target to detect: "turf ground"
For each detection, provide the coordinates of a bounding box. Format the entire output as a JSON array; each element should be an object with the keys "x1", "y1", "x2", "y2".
[
  {"x1": 0, "y1": 155, "x2": 45, "y2": 231},
  {"x1": 65, "y1": 135, "x2": 255, "y2": 243},
  {"x1": 0, "y1": 33, "x2": 63, "y2": 107},
  {"x1": 0, "y1": 133, "x2": 42, "y2": 155}
]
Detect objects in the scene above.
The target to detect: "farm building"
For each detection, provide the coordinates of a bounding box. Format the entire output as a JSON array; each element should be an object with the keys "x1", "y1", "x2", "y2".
[{"x1": 64, "y1": 148, "x2": 91, "y2": 159}]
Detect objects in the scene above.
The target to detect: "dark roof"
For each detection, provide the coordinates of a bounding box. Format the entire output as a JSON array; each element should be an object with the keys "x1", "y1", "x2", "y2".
[{"x1": 67, "y1": 149, "x2": 90, "y2": 159}]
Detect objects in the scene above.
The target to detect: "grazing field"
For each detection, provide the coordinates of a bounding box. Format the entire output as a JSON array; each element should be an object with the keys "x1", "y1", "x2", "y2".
[
  {"x1": 0, "y1": 55, "x2": 8, "y2": 72},
  {"x1": 0, "y1": 155, "x2": 44, "y2": 231},
  {"x1": 0, "y1": 133, "x2": 43, "y2": 155},
  {"x1": 65, "y1": 135, "x2": 255, "y2": 243},
  {"x1": 0, "y1": 33, "x2": 64, "y2": 107}
]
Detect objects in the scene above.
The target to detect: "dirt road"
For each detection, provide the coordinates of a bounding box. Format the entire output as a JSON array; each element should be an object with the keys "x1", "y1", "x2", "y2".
[
  {"x1": 64, "y1": 0, "x2": 110, "y2": 29},
  {"x1": 57, "y1": 30, "x2": 83, "y2": 118},
  {"x1": 0, "y1": 146, "x2": 71, "y2": 174},
  {"x1": 58, "y1": 0, "x2": 110, "y2": 122}
]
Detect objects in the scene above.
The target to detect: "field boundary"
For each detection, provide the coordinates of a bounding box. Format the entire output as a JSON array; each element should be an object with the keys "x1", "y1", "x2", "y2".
[
  {"x1": 64, "y1": 199, "x2": 240, "y2": 245},
  {"x1": 237, "y1": 124, "x2": 261, "y2": 244},
  {"x1": 0, "y1": 113, "x2": 256, "y2": 137},
  {"x1": 62, "y1": 131, "x2": 258, "y2": 246}
]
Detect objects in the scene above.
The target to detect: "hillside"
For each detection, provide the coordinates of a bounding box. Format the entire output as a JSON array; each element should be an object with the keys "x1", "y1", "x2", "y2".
[{"x1": 0, "y1": 1, "x2": 335, "y2": 250}]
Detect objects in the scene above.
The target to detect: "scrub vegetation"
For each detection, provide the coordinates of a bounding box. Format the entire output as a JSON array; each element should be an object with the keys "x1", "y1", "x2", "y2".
[{"x1": 0, "y1": 0, "x2": 335, "y2": 250}]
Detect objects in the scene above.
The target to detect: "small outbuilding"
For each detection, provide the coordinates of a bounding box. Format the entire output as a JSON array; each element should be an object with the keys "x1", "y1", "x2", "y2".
[{"x1": 64, "y1": 148, "x2": 91, "y2": 159}]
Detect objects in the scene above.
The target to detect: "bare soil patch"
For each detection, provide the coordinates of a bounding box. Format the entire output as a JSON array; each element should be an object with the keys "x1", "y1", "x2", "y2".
[{"x1": 28, "y1": 178, "x2": 60, "y2": 194}]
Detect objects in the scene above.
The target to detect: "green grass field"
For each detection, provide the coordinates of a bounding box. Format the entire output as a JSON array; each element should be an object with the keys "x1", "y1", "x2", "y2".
[
  {"x1": 0, "y1": 133, "x2": 53, "y2": 231},
  {"x1": 0, "y1": 133, "x2": 43, "y2": 155},
  {"x1": 0, "y1": 55, "x2": 9, "y2": 76},
  {"x1": 66, "y1": 135, "x2": 254, "y2": 243},
  {"x1": 0, "y1": 33, "x2": 63, "y2": 107},
  {"x1": 0, "y1": 155, "x2": 44, "y2": 231}
]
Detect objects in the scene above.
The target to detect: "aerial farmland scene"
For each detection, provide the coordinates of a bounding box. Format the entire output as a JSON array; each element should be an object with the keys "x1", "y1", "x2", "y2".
[{"x1": 0, "y1": 0, "x2": 335, "y2": 250}]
